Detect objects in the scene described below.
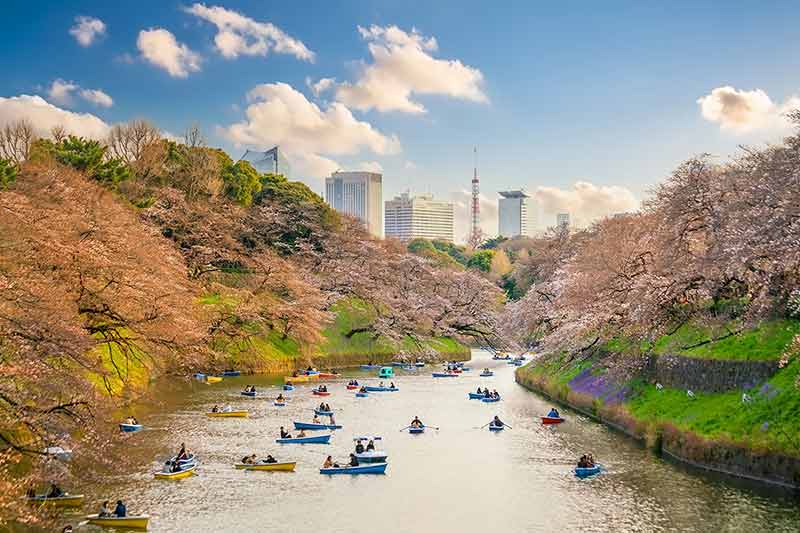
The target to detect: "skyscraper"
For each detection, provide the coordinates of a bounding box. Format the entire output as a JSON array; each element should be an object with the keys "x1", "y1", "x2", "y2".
[
  {"x1": 240, "y1": 146, "x2": 291, "y2": 177},
  {"x1": 385, "y1": 192, "x2": 455, "y2": 242},
  {"x1": 557, "y1": 212, "x2": 570, "y2": 229},
  {"x1": 498, "y1": 190, "x2": 535, "y2": 237},
  {"x1": 325, "y1": 171, "x2": 383, "y2": 238}
]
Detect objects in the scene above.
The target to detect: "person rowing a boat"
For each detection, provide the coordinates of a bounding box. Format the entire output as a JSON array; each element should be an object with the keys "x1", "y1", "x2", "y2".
[
  {"x1": 547, "y1": 407, "x2": 560, "y2": 418},
  {"x1": 176, "y1": 443, "x2": 189, "y2": 461},
  {"x1": 359, "y1": 386, "x2": 368, "y2": 393},
  {"x1": 389, "y1": 381, "x2": 396, "y2": 389},
  {"x1": 241, "y1": 454, "x2": 257, "y2": 464},
  {"x1": 492, "y1": 389, "x2": 500, "y2": 399},
  {"x1": 211, "y1": 405, "x2": 220, "y2": 413},
  {"x1": 349, "y1": 453, "x2": 359, "y2": 467},
  {"x1": 114, "y1": 500, "x2": 127, "y2": 518},
  {"x1": 276, "y1": 394, "x2": 285, "y2": 402},
  {"x1": 280, "y1": 427, "x2": 292, "y2": 439},
  {"x1": 491, "y1": 416, "x2": 505, "y2": 428},
  {"x1": 324, "y1": 403, "x2": 331, "y2": 412},
  {"x1": 46, "y1": 482, "x2": 64, "y2": 498},
  {"x1": 410, "y1": 416, "x2": 424, "y2": 428},
  {"x1": 323, "y1": 455, "x2": 339, "y2": 468},
  {"x1": 355, "y1": 440, "x2": 365, "y2": 454},
  {"x1": 264, "y1": 455, "x2": 277, "y2": 464}
]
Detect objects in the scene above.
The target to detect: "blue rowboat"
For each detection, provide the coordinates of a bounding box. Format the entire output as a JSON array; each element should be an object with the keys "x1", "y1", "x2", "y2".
[
  {"x1": 222, "y1": 370, "x2": 241, "y2": 377},
  {"x1": 240, "y1": 391, "x2": 257, "y2": 397},
  {"x1": 274, "y1": 401, "x2": 286, "y2": 407},
  {"x1": 414, "y1": 362, "x2": 425, "y2": 367},
  {"x1": 461, "y1": 367, "x2": 472, "y2": 371},
  {"x1": 314, "y1": 409, "x2": 334, "y2": 416},
  {"x1": 276, "y1": 434, "x2": 331, "y2": 444},
  {"x1": 355, "y1": 392, "x2": 369, "y2": 397},
  {"x1": 432, "y1": 373, "x2": 458, "y2": 378},
  {"x1": 360, "y1": 364, "x2": 382, "y2": 370},
  {"x1": 293, "y1": 421, "x2": 342, "y2": 430},
  {"x1": 364, "y1": 386, "x2": 398, "y2": 392},
  {"x1": 283, "y1": 384, "x2": 295, "y2": 391},
  {"x1": 354, "y1": 450, "x2": 388, "y2": 463},
  {"x1": 481, "y1": 396, "x2": 501, "y2": 403},
  {"x1": 378, "y1": 367, "x2": 394, "y2": 378},
  {"x1": 119, "y1": 423, "x2": 143, "y2": 433},
  {"x1": 575, "y1": 465, "x2": 602, "y2": 478},
  {"x1": 512, "y1": 360, "x2": 524, "y2": 366},
  {"x1": 492, "y1": 355, "x2": 511, "y2": 361},
  {"x1": 480, "y1": 372, "x2": 494, "y2": 377},
  {"x1": 408, "y1": 426, "x2": 425, "y2": 434},
  {"x1": 320, "y1": 462, "x2": 387, "y2": 475},
  {"x1": 468, "y1": 392, "x2": 484, "y2": 399},
  {"x1": 193, "y1": 373, "x2": 206, "y2": 379},
  {"x1": 488, "y1": 424, "x2": 504, "y2": 431}
]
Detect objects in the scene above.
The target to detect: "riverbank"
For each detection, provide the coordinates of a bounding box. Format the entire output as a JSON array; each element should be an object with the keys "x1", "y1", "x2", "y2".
[{"x1": 515, "y1": 320, "x2": 800, "y2": 490}]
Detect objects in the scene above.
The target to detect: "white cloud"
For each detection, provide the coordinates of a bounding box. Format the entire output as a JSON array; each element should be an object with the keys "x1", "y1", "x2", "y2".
[
  {"x1": 336, "y1": 25, "x2": 487, "y2": 114},
  {"x1": 356, "y1": 161, "x2": 383, "y2": 172},
  {"x1": 0, "y1": 95, "x2": 110, "y2": 139},
  {"x1": 79, "y1": 88, "x2": 113, "y2": 108},
  {"x1": 222, "y1": 82, "x2": 400, "y2": 179},
  {"x1": 184, "y1": 3, "x2": 314, "y2": 62},
  {"x1": 306, "y1": 77, "x2": 335, "y2": 97},
  {"x1": 533, "y1": 182, "x2": 639, "y2": 229},
  {"x1": 69, "y1": 16, "x2": 106, "y2": 47},
  {"x1": 697, "y1": 86, "x2": 800, "y2": 133},
  {"x1": 137, "y1": 28, "x2": 202, "y2": 78},
  {"x1": 404, "y1": 160, "x2": 417, "y2": 170},
  {"x1": 47, "y1": 79, "x2": 79, "y2": 106}
]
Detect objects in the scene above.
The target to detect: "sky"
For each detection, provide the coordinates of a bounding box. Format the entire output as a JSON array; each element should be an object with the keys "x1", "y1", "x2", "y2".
[{"x1": 2, "y1": 1, "x2": 799, "y2": 240}]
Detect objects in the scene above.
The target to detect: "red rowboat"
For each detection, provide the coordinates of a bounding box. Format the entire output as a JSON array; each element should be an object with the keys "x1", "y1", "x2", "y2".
[
  {"x1": 541, "y1": 416, "x2": 565, "y2": 425},
  {"x1": 312, "y1": 390, "x2": 331, "y2": 396},
  {"x1": 318, "y1": 372, "x2": 339, "y2": 379},
  {"x1": 346, "y1": 385, "x2": 358, "y2": 390}
]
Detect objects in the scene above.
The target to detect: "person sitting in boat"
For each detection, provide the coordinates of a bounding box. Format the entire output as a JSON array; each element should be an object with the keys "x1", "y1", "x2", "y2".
[
  {"x1": 114, "y1": 500, "x2": 126, "y2": 518},
  {"x1": 264, "y1": 455, "x2": 277, "y2": 464},
  {"x1": 476, "y1": 387, "x2": 483, "y2": 394},
  {"x1": 410, "y1": 416, "x2": 423, "y2": 428},
  {"x1": 352, "y1": 380, "x2": 358, "y2": 386},
  {"x1": 292, "y1": 370, "x2": 299, "y2": 377},
  {"x1": 587, "y1": 453, "x2": 595, "y2": 467},
  {"x1": 307, "y1": 366, "x2": 313, "y2": 372},
  {"x1": 286, "y1": 380, "x2": 293, "y2": 387},
  {"x1": 389, "y1": 382, "x2": 396, "y2": 389},
  {"x1": 359, "y1": 386, "x2": 368, "y2": 393},
  {"x1": 492, "y1": 389, "x2": 500, "y2": 399},
  {"x1": 547, "y1": 407, "x2": 560, "y2": 418},
  {"x1": 348, "y1": 453, "x2": 359, "y2": 467},
  {"x1": 276, "y1": 394, "x2": 285, "y2": 402},
  {"x1": 355, "y1": 440, "x2": 365, "y2": 454},
  {"x1": 170, "y1": 461, "x2": 183, "y2": 472},
  {"x1": 211, "y1": 405, "x2": 220, "y2": 413},
  {"x1": 241, "y1": 454, "x2": 256, "y2": 464},
  {"x1": 492, "y1": 416, "x2": 504, "y2": 428},
  {"x1": 323, "y1": 455, "x2": 338, "y2": 468},
  {"x1": 176, "y1": 443, "x2": 189, "y2": 461},
  {"x1": 298, "y1": 429, "x2": 307, "y2": 438},
  {"x1": 324, "y1": 403, "x2": 331, "y2": 412},
  {"x1": 366, "y1": 439, "x2": 375, "y2": 451},
  {"x1": 329, "y1": 413, "x2": 336, "y2": 425},
  {"x1": 280, "y1": 427, "x2": 292, "y2": 439},
  {"x1": 313, "y1": 414, "x2": 321, "y2": 423},
  {"x1": 98, "y1": 500, "x2": 112, "y2": 517}
]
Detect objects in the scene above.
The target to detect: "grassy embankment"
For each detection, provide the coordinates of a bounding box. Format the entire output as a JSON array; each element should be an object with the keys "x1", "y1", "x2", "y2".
[{"x1": 518, "y1": 319, "x2": 800, "y2": 455}]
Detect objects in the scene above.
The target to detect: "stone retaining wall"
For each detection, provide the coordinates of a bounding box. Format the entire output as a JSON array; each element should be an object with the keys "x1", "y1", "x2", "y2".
[{"x1": 649, "y1": 354, "x2": 780, "y2": 393}]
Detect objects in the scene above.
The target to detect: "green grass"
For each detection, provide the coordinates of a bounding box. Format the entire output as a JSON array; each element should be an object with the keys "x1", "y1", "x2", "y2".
[
  {"x1": 651, "y1": 319, "x2": 800, "y2": 361},
  {"x1": 86, "y1": 329, "x2": 151, "y2": 395}
]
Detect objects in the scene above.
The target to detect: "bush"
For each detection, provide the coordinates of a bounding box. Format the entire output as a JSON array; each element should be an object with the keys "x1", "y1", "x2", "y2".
[
  {"x1": 0, "y1": 158, "x2": 17, "y2": 190},
  {"x1": 467, "y1": 249, "x2": 494, "y2": 272}
]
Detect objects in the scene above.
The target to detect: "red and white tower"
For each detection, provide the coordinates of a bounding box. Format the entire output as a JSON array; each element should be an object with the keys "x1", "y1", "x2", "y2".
[{"x1": 470, "y1": 146, "x2": 481, "y2": 244}]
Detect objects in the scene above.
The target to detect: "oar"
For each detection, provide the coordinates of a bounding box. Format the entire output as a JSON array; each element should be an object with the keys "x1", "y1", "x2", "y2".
[
  {"x1": 474, "y1": 422, "x2": 492, "y2": 429},
  {"x1": 503, "y1": 424, "x2": 513, "y2": 430},
  {"x1": 399, "y1": 425, "x2": 411, "y2": 432}
]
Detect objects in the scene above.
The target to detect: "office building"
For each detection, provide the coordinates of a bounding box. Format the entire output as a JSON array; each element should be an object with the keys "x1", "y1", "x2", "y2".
[
  {"x1": 325, "y1": 171, "x2": 383, "y2": 237},
  {"x1": 498, "y1": 189, "x2": 535, "y2": 237},
  {"x1": 240, "y1": 146, "x2": 291, "y2": 177},
  {"x1": 385, "y1": 192, "x2": 454, "y2": 242},
  {"x1": 557, "y1": 212, "x2": 570, "y2": 229}
]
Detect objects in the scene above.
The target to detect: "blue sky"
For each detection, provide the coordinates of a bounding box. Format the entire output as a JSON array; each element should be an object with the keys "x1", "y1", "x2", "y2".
[{"x1": 2, "y1": 1, "x2": 799, "y2": 237}]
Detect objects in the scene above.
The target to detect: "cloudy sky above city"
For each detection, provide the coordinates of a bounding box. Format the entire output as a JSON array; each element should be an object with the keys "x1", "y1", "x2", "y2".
[{"x1": 3, "y1": 1, "x2": 799, "y2": 238}]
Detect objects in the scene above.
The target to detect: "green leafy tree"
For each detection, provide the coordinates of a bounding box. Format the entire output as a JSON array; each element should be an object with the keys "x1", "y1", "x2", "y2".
[
  {"x1": 0, "y1": 158, "x2": 17, "y2": 190},
  {"x1": 94, "y1": 158, "x2": 132, "y2": 186},
  {"x1": 407, "y1": 238, "x2": 436, "y2": 255},
  {"x1": 500, "y1": 273, "x2": 525, "y2": 300},
  {"x1": 480, "y1": 236, "x2": 507, "y2": 250},
  {"x1": 55, "y1": 136, "x2": 105, "y2": 173},
  {"x1": 467, "y1": 249, "x2": 494, "y2": 272},
  {"x1": 222, "y1": 160, "x2": 262, "y2": 207}
]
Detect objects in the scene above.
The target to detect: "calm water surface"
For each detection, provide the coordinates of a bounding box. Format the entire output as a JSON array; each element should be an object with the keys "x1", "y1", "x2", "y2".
[{"x1": 69, "y1": 350, "x2": 799, "y2": 532}]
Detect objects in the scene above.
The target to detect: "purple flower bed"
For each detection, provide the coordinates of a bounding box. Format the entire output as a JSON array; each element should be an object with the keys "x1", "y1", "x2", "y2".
[
  {"x1": 568, "y1": 368, "x2": 629, "y2": 405},
  {"x1": 757, "y1": 383, "x2": 780, "y2": 401}
]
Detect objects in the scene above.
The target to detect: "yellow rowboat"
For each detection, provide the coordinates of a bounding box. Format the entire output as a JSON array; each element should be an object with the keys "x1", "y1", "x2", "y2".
[
  {"x1": 206, "y1": 410, "x2": 248, "y2": 418},
  {"x1": 154, "y1": 465, "x2": 196, "y2": 480},
  {"x1": 205, "y1": 376, "x2": 223, "y2": 383},
  {"x1": 234, "y1": 461, "x2": 296, "y2": 472},
  {"x1": 27, "y1": 494, "x2": 84, "y2": 507},
  {"x1": 86, "y1": 514, "x2": 150, "y2": 529}
]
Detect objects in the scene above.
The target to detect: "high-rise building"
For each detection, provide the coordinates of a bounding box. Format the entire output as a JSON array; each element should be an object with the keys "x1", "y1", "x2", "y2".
[
  {"x1": 557, "y1": 212, "x2": 570, "y2": 229},
  {"x1": 240, "y1": 146, "x2": 291, "y2": 177},
  {"x1": 325, "y1": 171, "x2": 383, "y2": 238},
  {"x1": 498, "y1": 190, "x2": 535, "y2": 238},
  {"x1": 385, "y1": 192, "x2": 455, "y2": 242}
]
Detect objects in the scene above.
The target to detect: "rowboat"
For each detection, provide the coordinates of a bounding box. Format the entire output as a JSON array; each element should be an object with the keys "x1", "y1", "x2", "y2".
[
  {"x1": 304, "y1": 370, "x2": 320, "y2": 375},
  {"x1": 575, "y1": 464, "x2": 602, "y2": 478},
  {"x1": 354, "y1": 450, "x2": 388, "y2": 463},
  {"x1": 480, "y1": 371, "x2": 494, "y2": 377},
  {"x1": 314, "y1": 408, "x2": 334, "y2": 416},
  {"x1": 364, "y1": 386, "x2": 398, "y2": 392},
  {"x1": 541, "y1": 416, "x2": 565, "y2": 425},
  {"x1": 168, "y1": 453, "x2": 196, "y2": 466},
  {"x1": 312, "y1": 390, "x2": 331, "y2": 396},
  {"x1": 468, "y1": 392, "x2": 485, "y2": 399},
  {"x1": 276, "y1": 434, "x2": 331, "y2": 444},
  {"x1": 432, "y1": 372, "x2": 458, "y2": 378},
  {"x1": 408, "y1": 426, "x2": 425, "y2": 434},
  {"x1": 221, "y1": 370, "x2": 241, "y2": 376},
  {"x1": 512, "y1": 360, "x2": 524, "y2": 366},
  {"x1": 205, "y1": 376, "x2": 223, "y2": 383},
  {"x1": 119, "y1": 423, "x2": 143, "y2": 433},
  {"x1": 355, "y1": 392, "x2": 369, "y2": 397},
  {"x1": 481, "y1": 397, "x2": 501, "y2": 403},
  {"x1": 234, "y1": 461, "x2": 296, "y2": 472},
  {"x1": 320, "y1": 462, "x2": 388, "y2": 475},
  {"x1": 240, "y1": 391, "x2": 258, "y2": 397},
  {"x1": 360, "y1": 364, "x2": 382, "y2": 370},
  {"x1": 488, "y1": 424, "x2": 504, "y2": 431},
  {"x1": 27, "y1": 494, "x2": 84, "y2": 507},
  {"x1": 293, "y1": 421, "x2": 342, "y2": 430},
  {"x1": 206, "y1": 410, "x2": 248, "y2": 417},
  {"x1": 283, "y1": 384, "x2": 295, "y2": 391},
  {"x1": 274, "y1": 401, "x2": 286, "y2": 407},
  {"x1": 378, "y1": 367, "x2": 394, "y2": 378},
  {"x1": 193, "y1": 373, "x2": 207, "y2": 380},
  {"x1": 415, "y1": 362, "x2": 425, "y2": 367},
  {"x1": 154, "y1": 464, "x2": 196, "y2": 480},
  {"x1": 44, "y1": 446, "x2": 72, "y2": 460},
  {"x1": 390, "y1": 362, "x2": 406, "y2": 367},
  {"x1": 86, "y1": 514, "x2": 150, "y2": 529},
  {"x1": 346, "y1": 384, "x2": 359, "y2": 390},
  {"x1": 492, "y1": 355, "x2": 511, "y2": 361}
]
